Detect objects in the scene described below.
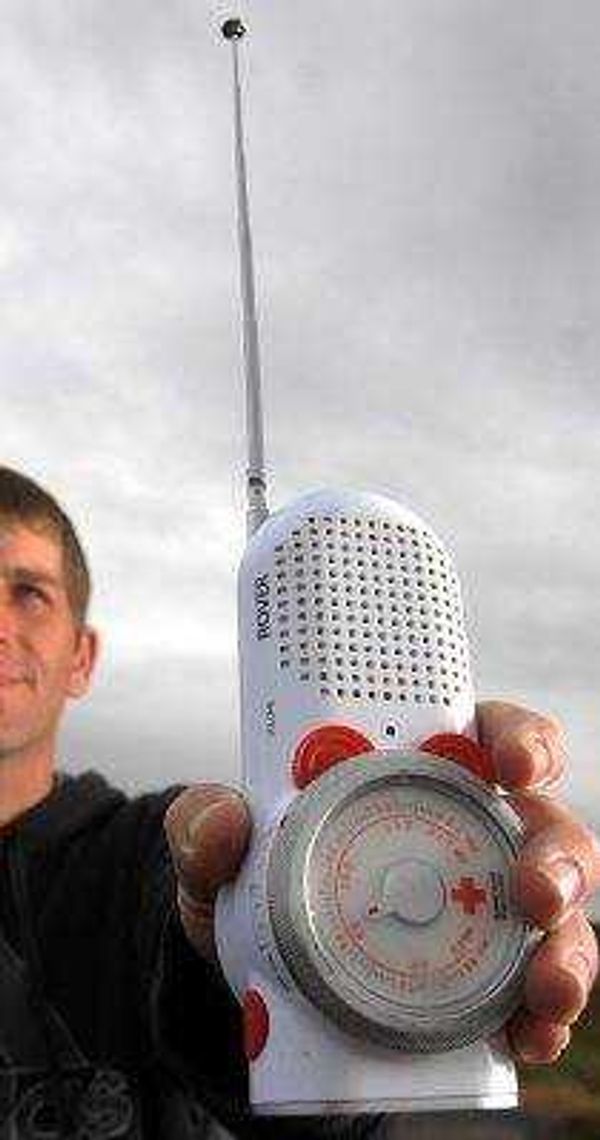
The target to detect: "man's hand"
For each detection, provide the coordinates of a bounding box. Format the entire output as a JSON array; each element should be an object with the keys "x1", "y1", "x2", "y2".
[
  {"x1": 164, "y1": 701, "x2": 600, "y2": 1065},
  {"x1": 476, "y1": 700, "x2": 600, "y2": 1063}
]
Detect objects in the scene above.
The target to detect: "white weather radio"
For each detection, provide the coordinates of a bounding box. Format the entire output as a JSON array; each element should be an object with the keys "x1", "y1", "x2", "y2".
[{"x1": 215, "y1": 17, "x2": 536, "y2": 1116}]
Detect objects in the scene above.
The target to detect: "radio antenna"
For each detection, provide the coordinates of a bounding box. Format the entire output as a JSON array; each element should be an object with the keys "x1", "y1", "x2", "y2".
[{"x1": 222, "y1": 17, "x2": 269, "y2": 539}]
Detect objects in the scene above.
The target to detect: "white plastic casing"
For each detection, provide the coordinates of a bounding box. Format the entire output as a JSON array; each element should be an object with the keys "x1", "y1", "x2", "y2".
[{"x1": 215, "y1": 488, "x2": 520, "y2": 1114}]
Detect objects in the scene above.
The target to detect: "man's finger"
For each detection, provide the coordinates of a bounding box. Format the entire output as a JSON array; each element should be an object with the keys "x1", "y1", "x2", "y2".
[
  {"x1": 507, "y1": 1011, "x2": 571, "y2": 1065},
  {"x1": 164, "y1": 785, "x2": 251, "y2": 959},
  {"x1": 509, "y1": 794, "x2": 600, "y2": 928},
  {"x1": 523, "y1": 909, "x2": 598, "y2": 1026},
  {"x1": 476, "y1": 700, "x2": 566, "y2": 791}
]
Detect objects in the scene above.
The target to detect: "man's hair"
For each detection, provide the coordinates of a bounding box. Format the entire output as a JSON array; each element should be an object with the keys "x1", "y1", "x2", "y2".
[{"x1": 0, "y1": 467, "x2": 91, "y2": 626}]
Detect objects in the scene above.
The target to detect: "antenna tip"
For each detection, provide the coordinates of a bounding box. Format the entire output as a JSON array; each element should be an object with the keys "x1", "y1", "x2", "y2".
[{"x1": 221, "y1": 17, "x2": 247, "y2": 40}]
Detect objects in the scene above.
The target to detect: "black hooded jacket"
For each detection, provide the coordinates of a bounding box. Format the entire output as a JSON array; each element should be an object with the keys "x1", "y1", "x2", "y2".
[{"x1": 0, "y1": 770, "x2": 382, "y2": 1140}]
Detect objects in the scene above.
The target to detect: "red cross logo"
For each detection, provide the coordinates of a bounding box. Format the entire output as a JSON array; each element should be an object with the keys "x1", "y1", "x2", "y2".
[{"x1": 451, "y1": 876, "x2": 487, "y2": 915}]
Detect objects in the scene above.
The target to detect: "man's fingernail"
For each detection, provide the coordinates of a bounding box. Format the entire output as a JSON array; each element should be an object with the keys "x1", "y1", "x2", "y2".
[
  {"x1": 180, "y1": 797, "x2": 241, "y2": 855},
  {"x1": 568, "y1": 951, "x2": 596, "y2": 991},
  {"x1": 538, "y1": 856, "x2": 587, "y2": 916},
  {"x1": 530, "y1": 738, "x2": 554, "y2": 783},
  {"x1": 496, "y1": 735, "x2": 553, "y2": 787}
]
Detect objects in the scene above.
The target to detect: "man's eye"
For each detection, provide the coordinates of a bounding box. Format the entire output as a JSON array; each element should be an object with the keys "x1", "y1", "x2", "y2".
[{"x1": 15, "y1": 584, "x2": 48, "y2": 605}]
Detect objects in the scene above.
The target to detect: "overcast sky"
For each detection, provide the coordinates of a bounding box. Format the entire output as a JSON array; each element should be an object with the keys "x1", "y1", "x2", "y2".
[{"x1": 1, "y1": 2, "x2": 599, "y2": 859}]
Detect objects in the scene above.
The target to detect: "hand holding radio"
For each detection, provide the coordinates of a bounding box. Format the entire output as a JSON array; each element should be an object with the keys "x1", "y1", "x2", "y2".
[{"x1": 164, "y1": 699, "x2": 600, "y2": 1067}]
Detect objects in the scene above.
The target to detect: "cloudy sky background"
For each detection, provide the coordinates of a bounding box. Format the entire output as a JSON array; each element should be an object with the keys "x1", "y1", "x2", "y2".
[{"x1": 1, "y1": 2, "x2": 599, "y2": 852}]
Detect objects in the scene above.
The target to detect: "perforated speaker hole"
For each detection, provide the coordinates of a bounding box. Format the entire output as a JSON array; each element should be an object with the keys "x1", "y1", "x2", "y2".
[{"x1": 273, "y1": 514, "x2": 470, "y2": 706}]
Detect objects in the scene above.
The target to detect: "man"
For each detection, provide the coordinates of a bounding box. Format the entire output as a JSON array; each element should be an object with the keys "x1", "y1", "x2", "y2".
[{"x1": 0, "y1": 464, "x2": 597, "y2": 1138}]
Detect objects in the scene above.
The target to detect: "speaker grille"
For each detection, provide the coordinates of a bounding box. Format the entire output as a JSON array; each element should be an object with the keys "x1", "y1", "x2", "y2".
[{"x1": 273, "y1": 513, "x2": 470, "y2": 707}]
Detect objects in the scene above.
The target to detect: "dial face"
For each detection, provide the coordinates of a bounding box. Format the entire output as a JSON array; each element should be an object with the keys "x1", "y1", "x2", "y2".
[{"x1": 303, "y1": 778, "x2": 525, "y2": 1020}]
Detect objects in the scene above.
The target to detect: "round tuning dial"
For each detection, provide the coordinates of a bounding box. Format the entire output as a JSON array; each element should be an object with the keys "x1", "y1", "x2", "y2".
[{"x1": 267, "y1": 750, "x2": 536, "y2": 1052}]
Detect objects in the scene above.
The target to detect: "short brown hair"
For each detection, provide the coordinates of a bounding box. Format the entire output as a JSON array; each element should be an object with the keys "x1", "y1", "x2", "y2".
[{"x1": 0, "y1": 467, "x2": 91, "y2": 625}]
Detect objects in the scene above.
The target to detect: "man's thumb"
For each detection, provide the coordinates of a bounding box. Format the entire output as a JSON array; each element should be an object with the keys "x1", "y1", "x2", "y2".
[{"x1": 164, "y1": 785, "x2": 251, "y2": 910}]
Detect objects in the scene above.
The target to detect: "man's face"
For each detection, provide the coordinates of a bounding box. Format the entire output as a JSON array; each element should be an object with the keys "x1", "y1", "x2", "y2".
[{"x1": 0, "y1": 522, "x2": 98, "y2": 764}]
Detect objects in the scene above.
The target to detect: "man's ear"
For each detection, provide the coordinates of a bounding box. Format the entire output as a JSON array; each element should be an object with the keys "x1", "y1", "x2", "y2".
[{"x1": 67, "y1": 625, "x2": 100, "y2": 699}]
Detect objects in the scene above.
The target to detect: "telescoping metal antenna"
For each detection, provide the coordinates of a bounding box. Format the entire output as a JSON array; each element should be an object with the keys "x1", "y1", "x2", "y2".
[{"x1": 222, "y1": 18, "x2": 269, "y2": 539}]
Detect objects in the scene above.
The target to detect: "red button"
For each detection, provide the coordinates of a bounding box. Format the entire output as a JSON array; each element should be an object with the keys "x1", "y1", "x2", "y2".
[
  {"x1": 292, "y1": 725, "x2": 375, "y2": 789},
  {"x1": 419, "y1": 733, "x2": 496, "y2": 783},
  {"x1": 243, "y1": 988, "x2": 270, "y2": 1061}
]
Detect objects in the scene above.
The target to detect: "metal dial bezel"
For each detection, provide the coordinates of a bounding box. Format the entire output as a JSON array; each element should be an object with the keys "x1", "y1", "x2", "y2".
[{"x1": 266, "y1": 750, "x2": 538, "y2": 1052}]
